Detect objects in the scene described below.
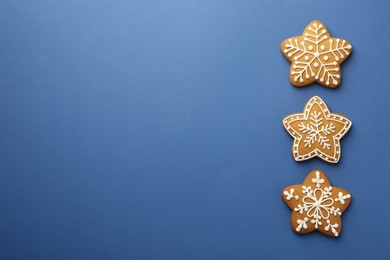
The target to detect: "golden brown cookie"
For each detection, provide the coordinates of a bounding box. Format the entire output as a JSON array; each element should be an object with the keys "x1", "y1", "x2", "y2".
[
  {"x1": 282, "y1": 169, "x2": 351, "y2": 237},
  {"x1": 283, "y1": 96, "x2": 351, "y2": 164},
  {"x1": 281, "y1": 20, "x2": 352, "y2": 88}
]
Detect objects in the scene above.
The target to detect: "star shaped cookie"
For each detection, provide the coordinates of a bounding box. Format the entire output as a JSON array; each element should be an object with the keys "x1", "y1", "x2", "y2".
[
  {"x1": 281, "y1": 20, "x2": 352, "y2": 88},
  {"x1": 283, "y1": 96, "x2": 351, "y2": 163},
  {"x1": 282, "y1": 169, "x2": 351, "y2": 237}
]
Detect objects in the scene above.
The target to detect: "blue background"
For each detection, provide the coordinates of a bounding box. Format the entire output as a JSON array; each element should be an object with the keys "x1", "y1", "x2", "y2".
[{"x1": 1, "y1": 0, "x2": 389, "y2": 259}]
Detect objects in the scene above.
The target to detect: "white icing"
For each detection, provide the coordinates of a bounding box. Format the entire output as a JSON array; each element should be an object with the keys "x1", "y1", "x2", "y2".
[
  {"x1": 311, "y1": 171, "x2": 325, "y2": 187},
  {"x1": 296, "y1": 217, "x2": 308, "y2": 232},
  {"x1": 284, "y1": 188, "x2": 299, "y2": 201},
  {"x1": 325, "y1": 220, "x2": 339, "y2": 237},
  {"x1": 335, "y1": 192, "x2": 351, "y2": 205},
  {"x1": 283, "y1": 21, "x2": 352, "y2": 86},
  {"x1": 302, "y1": 186, "x2": 311, "y2": 194}
]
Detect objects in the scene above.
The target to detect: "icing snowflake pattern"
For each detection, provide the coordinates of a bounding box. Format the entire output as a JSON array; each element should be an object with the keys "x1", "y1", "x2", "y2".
[
  {"x1": 294, "y1": 185, "x2": 341, "y2": 229},
  {"x1": 282, "y1": 169, "x2": 352, "y2": 237},
  {"x1": 281, "y1": 20, "x2": 352, "y2": 88},
  {"x1": 283, "y1": 96, "x2": 352, "y2": 163},
  {"x1": 299, "y1": 111, "x2": 335, "y2": 149}
]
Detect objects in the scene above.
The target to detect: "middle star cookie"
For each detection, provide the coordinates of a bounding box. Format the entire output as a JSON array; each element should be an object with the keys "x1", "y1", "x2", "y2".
[{"x1": 283, "y1": 96, "x2": 352, "y2": 163}]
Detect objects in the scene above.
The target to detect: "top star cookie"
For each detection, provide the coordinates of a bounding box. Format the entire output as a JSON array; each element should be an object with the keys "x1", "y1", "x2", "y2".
[{"x1": 281, "y1": 20, "x2": 352, "y2": 88}]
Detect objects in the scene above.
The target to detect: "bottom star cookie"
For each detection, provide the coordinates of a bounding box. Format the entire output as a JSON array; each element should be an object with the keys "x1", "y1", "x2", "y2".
[{"x1": 282, "y1": 169, "x2": 351, "y2": 237}]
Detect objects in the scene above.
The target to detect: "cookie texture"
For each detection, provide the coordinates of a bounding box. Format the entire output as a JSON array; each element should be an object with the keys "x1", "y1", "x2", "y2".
[
  {"x1": 283, "y1": 96, "x2": 351, "y2": 164},
  {"x1": 282, "y1": 169, "x2": 351, "y2": 237},
  {"x1": 281, "y1": 20, "x2": 352, "y2": 88}
]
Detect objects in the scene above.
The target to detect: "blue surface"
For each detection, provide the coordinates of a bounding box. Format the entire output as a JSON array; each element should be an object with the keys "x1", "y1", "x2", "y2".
[{"x1": 0, "y1": 0, "x2": 389, "y2": 259}]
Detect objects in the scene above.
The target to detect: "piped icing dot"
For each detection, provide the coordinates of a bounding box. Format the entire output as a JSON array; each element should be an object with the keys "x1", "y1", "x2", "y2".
[
  {"x1": 320, "y1": 45, "x2": 325, "y2": 50},
  {"x1": 308, "y1": 45, "x2": 313, "y2": 51},
  {"x1": 314, "y1": 62, "x2": 319, "y2": 68},
  {"x1": 304, "y1": 55, "x2": 309, "y2": 61},
  {"x1": 323, "y1": 55, "x2": 329, "y2": 61}
]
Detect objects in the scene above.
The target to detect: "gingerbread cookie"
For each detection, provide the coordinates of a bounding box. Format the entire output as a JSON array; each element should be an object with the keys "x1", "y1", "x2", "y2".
[
  {"x1": 282, "y1": 169, "x2": 351, "y2": 237},
  {"x1": 281, "y1": 20, "x2": 352, "y2": 88},
  {"x1": 283, "y1": 96, "x2": 351, "y2": 164}
]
